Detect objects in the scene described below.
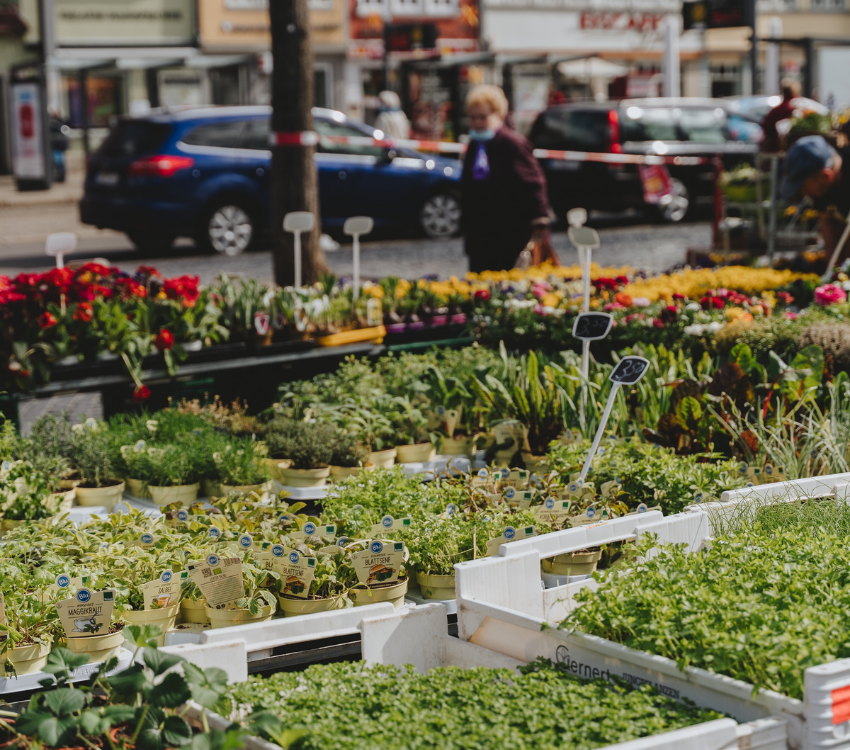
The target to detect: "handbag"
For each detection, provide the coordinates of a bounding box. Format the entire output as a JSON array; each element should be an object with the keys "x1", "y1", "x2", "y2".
[{"x1": 514, "y1": 236, "x2": 561, "y2": 269}]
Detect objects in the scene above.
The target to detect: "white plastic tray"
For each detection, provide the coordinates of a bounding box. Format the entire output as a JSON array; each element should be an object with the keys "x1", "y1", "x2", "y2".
[{"x1": 0, "y1": 647, "x2": 134, "y2": 695}]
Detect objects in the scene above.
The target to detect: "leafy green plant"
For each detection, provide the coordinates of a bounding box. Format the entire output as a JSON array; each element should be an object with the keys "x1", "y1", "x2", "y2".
[
  {"x1": 213, "y1": 441, "x2": 268, "y2": 487},
  {"x1": 69, "y1": 421, "x2": 119, "y2": 488},
  {"x1": 329, "y1": 432, "x2": 370, "y2": 468},
  {"x1": 264, "y1": 421, "x2": 335, "y2": 470}
]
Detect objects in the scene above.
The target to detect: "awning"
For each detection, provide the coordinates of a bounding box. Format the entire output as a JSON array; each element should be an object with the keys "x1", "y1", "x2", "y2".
[{"x1": 556, "y1": 56, "x2": 628, "y2": 79}]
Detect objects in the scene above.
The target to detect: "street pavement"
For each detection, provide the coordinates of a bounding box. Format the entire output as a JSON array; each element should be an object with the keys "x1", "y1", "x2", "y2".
[{"x1": 0, "y1": 201, "x2": 711, "y2": 282}]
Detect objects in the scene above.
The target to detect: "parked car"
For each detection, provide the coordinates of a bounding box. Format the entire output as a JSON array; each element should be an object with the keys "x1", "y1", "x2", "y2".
[
  {"x1": 725, "y1": 94, "x2": 828, "y2": 143},
  {"x1": 80, "y1": 106, "x2": 462, "y2": 255},
  {"x1": 528, "y1": 98, "x2": 758, "y2": 223}
]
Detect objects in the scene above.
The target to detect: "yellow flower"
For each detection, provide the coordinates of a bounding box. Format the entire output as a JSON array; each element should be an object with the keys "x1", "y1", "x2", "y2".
[
  {"x1": 542, "y1": 293, "x2": 559, "y2": 307},
  {"x1": 725, "y1": 307, "x2": 752, "y2": 322}
]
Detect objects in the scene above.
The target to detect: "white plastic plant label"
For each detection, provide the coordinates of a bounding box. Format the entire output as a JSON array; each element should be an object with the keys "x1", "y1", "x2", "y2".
[
  {"x1": 272, "y1": 549, "x2": 316, "y2": 599},
  {"x1": 351, "y1": 540, "x2": 405, "y2": 586},
  {"x1": 534, "y1": 498, "x2": 572, "y2": 522},
  {"x1": 485, "y1": 525, "x2": 536, "y2": 556},
  {"x1": 56, "y1": 588, "x2": 115, "y2": 638},
  {"x1": 254, "y1": 311, "x2": 271, "y2": 335},
  {"x1": 370, "y1": 515, "x2": 412, "y2": 536},
  {"x1": 436, "y1": 405, "x2": 462, "y2": 438},
  {"x1": 560, "y1": 429, "x2": 583, "y2": 445},
  {"x1": 366, "y1": 297, "x2": 382, "y2": 327},
  {"x1": 290, "y1": 523, "x2": 336, "y2": 542},
  {"x1": 141, "y1": 570, "x2": 188, "y2": 610},
  {"x1": 493, "y1": 420, "x2": 530, "y2": 452},
  {"x1": 187, "y1": 555, "x2": 244, "y2": 608},
  {"x1": 238, "y1": 533, "x2": 254, "y2": 551}
]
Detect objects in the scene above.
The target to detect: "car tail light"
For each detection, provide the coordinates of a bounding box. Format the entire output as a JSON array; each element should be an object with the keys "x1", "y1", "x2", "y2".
[
  {"x1": 608, "y1": 110, "x2": 622, "y2": 154},
  {"x1": 128, "y1": 155, "x2": 194, "y2": 178}
]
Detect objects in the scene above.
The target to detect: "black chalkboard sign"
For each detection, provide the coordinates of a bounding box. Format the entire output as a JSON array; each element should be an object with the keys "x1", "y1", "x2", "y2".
[
  {"x1": 609, "y1": 356, "x2": 650, "y2": 385},
  {"x1": 572, "y1": 312, "x2": 614, "y2": 341}
]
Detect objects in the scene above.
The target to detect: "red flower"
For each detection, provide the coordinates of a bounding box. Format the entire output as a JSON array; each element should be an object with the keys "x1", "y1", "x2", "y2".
[
  {"x1": 163, "y1": 275, "x2": 200, "y2": 308},
  {"x1": 136, "y1": 265, "x2": 161, "y2": 278},
  {"x1": 699, "y1": 296, "x2": 724, "y2": 310},
  {"x1": 154, "y1": 329, "x2": 174, "y2": 351},
  {"x1": 659, "y1": 305, "x2": 678, "y2": 324},
  {"x1": 133, "y1": 384, "x2": 151, "y2": 402},
  {"x1": 474, "y1": 289, "x2": 490, "y2": 301},
  {"x1": 73, "y1": 302, "x2": 94, "y2": 323},
  {"x1": 595, "y1": 278, "x2": 618, "y2": 291},
  {"x1": 38, "y1": 312, "x2": 58, "y2": 329},
  {"x1": 672, "y1": 293, "x2": 686, "y2": 301},
  {"x1": 616, "y1": 275, "x2": 629, "y2": 285},
  {"x1": 115, "y1": 277, "x2": 147, "y2": 299},
  {"x1": 652, "y1": 318, "x2": 666, "y2": 328},
  {"x1": 712, "y1": 297, "x2": 724, "y2": 309},
  {"x1": 777, "y1": 291, "x2": 794, "y2": 305},
  {"x1": 44, "y1": 267, "x2": 74, "y2": 293},
  {"x1": 77, "y1": 262, "x2": 113, "y2": 277}
]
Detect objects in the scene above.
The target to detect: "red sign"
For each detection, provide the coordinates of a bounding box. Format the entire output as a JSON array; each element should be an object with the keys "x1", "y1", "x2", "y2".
[
  {"x1": 580, "y1": 12, "x2": 664, "y2": 31},
  {"x1": 639, "y1": 164, "x2": 673, "y2": 205}
]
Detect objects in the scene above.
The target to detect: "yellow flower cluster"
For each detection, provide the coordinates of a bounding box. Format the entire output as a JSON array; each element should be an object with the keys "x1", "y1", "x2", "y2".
[
  {"x1": 466, "y1": 262, "x2": 632, "y2": 284},
  {"x1": 622, "y1": 267, "x2": 817, "y2": 303}
]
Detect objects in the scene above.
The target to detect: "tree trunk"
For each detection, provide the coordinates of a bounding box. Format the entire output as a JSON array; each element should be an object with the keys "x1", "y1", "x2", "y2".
[{"x1": 269, "y1": 0, "x2": 326, "y2": 287}]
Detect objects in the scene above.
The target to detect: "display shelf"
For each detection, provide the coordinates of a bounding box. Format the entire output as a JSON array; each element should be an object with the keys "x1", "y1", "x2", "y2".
[{"x1": 0, "y1": 648, "x2": 133, "y2": 696}]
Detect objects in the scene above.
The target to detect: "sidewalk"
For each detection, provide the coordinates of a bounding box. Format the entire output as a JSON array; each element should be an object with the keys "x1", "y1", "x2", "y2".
[{"x1": 0, "y1": 152, "x2": 85, "y2": 207}]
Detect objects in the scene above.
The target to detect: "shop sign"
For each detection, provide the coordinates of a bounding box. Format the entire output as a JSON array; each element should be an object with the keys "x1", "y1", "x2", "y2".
[
  {"x1": 54, "y1": 0, "x2": 195, "y2": 46},
  {"x1": 580, "y1": 11, "x2": 664, "y2": 30},
  {"x1": 485, "y1": 0, "x2": 679, "y2": 11}
]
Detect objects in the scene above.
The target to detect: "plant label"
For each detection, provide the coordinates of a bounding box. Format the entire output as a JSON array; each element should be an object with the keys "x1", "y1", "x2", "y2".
[
  {"x1": 572, "y1": 312, "x2": 614, "y2": 341},
  {"x1": 507, "y1": 469, "x2": 530, "y2": 488},
  {"x1": 43, "y1": 574, "x2": 88, "y2": 601},
  {"x1": 350, "y1": 540, "x2": 405, "y2": 586},
  {"x1": 534, "y1": 498, "x2": 572, "y2": 523},
  {"x1": 254, "y1": 311, "x2": 271, "y2": 336},
  {"x1": 504, "y1": 489, "x2": 533, "y2": 509},
  {"x1": 272, "y1": 549, "x2": 316, "y2": 599},
  {"x1": 141, "y1": 570, "x2": 189, "y2": 610},
  {"x1": 370, "y1": 516, "x2": 411, "y2": 536},
  {"x1": 436, "y1": 405, "x2": 462, "y2": 438},
  {"x1": 238, "y1": 533, "x2": 254, "y2": 551},
  {"x1": 56, "y1": 588, "x2": 115, "y2": 639},
  {"x1": 366, "y1": 297, "x2": 382, "y2": 327},
  {"x1": 560, "y1": 429, "x2": 583, "y2": 445},
  {"x1": 290, "y1": 523, "x2": 336, "y2": 542},
  {"x1": 187, "y1": 555, "x2": 244, "y2": 609},
  {"x1": 609, "y1": 356, "x2": 650, "y2": 385},
  {"x1": 570, "y1": 507, "x2": 604, "y2": 527},
  {"x1": 493, "y1": 420, "x2": 530, "y2": 453},
  {"x1": 208, "y1": 527, "x2": 222, "y2": 541},
  {"x1": 485, "y1": 526, "x2": 536, "y2": 556}
]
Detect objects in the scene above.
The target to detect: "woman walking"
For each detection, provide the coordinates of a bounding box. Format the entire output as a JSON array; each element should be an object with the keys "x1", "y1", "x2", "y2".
[{"x1": 460, "y1": 85, "x2": 556, "y2": 272}]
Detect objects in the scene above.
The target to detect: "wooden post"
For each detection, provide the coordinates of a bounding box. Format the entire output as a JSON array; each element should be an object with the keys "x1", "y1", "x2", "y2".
[{"x1": 269, "y1": 0, "x2": 326, "y2": 287}]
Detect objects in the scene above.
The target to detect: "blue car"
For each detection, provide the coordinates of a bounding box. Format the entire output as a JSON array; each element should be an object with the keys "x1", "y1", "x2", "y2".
[{"x1": 80, "y1": 106, "x2": 463, "y2": 255}]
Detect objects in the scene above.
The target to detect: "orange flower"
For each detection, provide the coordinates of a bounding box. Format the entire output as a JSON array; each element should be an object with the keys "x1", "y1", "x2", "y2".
[{"x1": 614, "y1": 292, "x2": 633, "y2": 307}]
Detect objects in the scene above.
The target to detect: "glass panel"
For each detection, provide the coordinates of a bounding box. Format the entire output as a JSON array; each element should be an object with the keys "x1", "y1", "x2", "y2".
[
  {"x1": 314, "y1": 119, "x2": 384, "y2": 157},
  {"x1": 679, "y1": 108, "x2": 729, "y2": 144},
  {"x1": 620, "y1": 107, "x2": 678, "y2": 142},
  {"x1": 181, "y1": 120, "x2": 246, "y2": 148}
]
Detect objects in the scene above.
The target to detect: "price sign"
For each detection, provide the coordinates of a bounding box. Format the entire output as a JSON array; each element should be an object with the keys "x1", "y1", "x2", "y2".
[
  {"x1": 610, "y1": 356, "x2": 650, "y2": 385},
  {"x1": 572, "y1": 312, "x2": 614, "y2": 341}
]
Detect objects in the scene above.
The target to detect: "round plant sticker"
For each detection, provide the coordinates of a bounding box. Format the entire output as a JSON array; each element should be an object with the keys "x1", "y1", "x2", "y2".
[
  {"x1": 446, "y1": 503, "x2": 457, "y2": 517},
  {"x1": 477, "y1": 469, "x2": 488, "y2": 478},
  {"x1": 140, "y1": 533, "x2": 154, "y2": 546},
  {"x1": 569, "y1": 482, "x2": 579, "y2": 493},
  {"x1": 504, "y1": 526, "x2": 516, "y2": 540},
  {"x1": 500, "y1": 468, "x2": 510, "y2": 479},
  {"x1": 504, "y1": 487, "x2": 516, "y2": 499},
  {"x1": 637, "y1": 503, "x2": 648, "y2": 513},
  {"x1": 586, "y1": 508, "x2": 595, "y2": 519},
  {"x1": 56, "y1": 574, "x2": 70, "y2": 588},
  {"x1": 765, "y1": 465, "x2": 773, "y2": 476},
  {"x1": 437, "y1": 405, "x2": 445, "y2": 415},
  {"x1": 337, "y1": 537, "x2": 349, "y2": 547},
  {"x1": 160, "y1": 571, "x2": 173, "y2": 583},
  {"x1": 177, "y1": 509, "x2": 189, "y2": 522},
  {"x1": 207, "y1": 554, "x2": 219, "y2": 566},
  {"x1": 739, "y1": 462, "x2": 748, "y2": 473},
  {"x1": 304, "y1": 522, "x2": 317, "y2": 536},
  {"x1": 370, "y1": 541, "x2": 384, "y2": 554},
  {"x1": 208, "y1": 527, "x2": 221, "y2": 540},
  {"x1": 76, "y1": 588, "x2": 92, "y2": 604},
  {"x1": 694, "y1": 492, "x2": 704, "y2": 503},
  {"x1": 381, "y1": 515, "x2": 393, "y2": 528},
  {"x1": 271, "y1": 544, "x2": 285, "y2": 558},
  {"x1": 289, "y1": 551, "x2": 299, "y2": 564},
  {"x1": 239, "y1": 534, "x2": 253, "y2": 549},
  {"x1": 544, "y1": 497, "x2": 555, "y2": 509}
]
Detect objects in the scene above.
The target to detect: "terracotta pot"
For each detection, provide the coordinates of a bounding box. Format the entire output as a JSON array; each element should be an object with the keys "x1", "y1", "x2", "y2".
[
  {"x1": 396, "y1": 443, "x2": 436, "y2": 463},
  {"x1": 264, "y1": 458, "x2": 292, "y2": 481},
  {"x1": 148, "y1": 483, "x2": 200, "y2": 508},
  {"x1": 126, "y1": 478, "x2": 151, "y2": 500},
  {"x1": 329, "y1": 464, "x2": 374, "y2": 479},
  {"x1": 180, "y1": 598, "x2": 210, "y2": 625},
  {"x1": 368, "y1": 448, "x2": 397, "y2": 469},
  {"x1": 5, "y1": 643, "x2": 51, "y2": 675},
  {"x1": 278, "y1": 594, "x2": 348, "y2": 617},
  {"x1": 279, "y1": 467, "x2": 330, "y2": 488},
  {"x1": 64, "y1": 630, "x2": 124, "y2": 664},
  {"x1": 415, "y1": 572, "x2": 456, "y2": 601},
  {"x1": 541, "y1": 548, "x2": 603, "y2": 577},
  {"x1": 205, "y1": 605, "x2": 274, "y2": 629},
  {"x1": 441, "y1": 436, "x2": 473, "y2": 456},
  {"x1": 349, "y1": 578, "x2": 408, "y2": 609},
  {"x1": 123, "y1": 604, "x2": 179, "y2": 646},
  {"x1": 75, "y1": 481, "x2": 125, "y2": 509}
]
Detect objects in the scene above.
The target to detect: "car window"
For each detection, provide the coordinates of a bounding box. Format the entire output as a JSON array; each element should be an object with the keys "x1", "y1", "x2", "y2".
[
  {"x1": 679, "y1": 108, "x2": 729, "y2": 144},
  {"x1": 242, "y1": 118, "x2": 271, "y2": 150},
  {"x1": 314, "y1": 119, "x2": 384, "y2": 158},
  {"x1": 181, "y1": 120, "x2": 246, "y2": 148},
  {"x1": 619, "y1": 107, "x2": 679, "y2": 142},
  {"x1": 529, "y1": 110, "x2": 611, "y2": 151},
  {"x1": 96, "y1": 121, "x2": 172, "y2": 157}
]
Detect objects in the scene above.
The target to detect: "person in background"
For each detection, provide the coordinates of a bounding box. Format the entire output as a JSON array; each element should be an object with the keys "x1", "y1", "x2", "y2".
[
  {"x1": 781, "y1": 135, "x2": 850, "y2": 264},
  {"x1": 374, "y1": 91, "x2": 411, "y2": 141},
  {"x1": 460, "y1": 85, "x2": 556, "y2": 273},
  {"x1": 762, "y1": 79, "x2": 802, "y2": 153}
]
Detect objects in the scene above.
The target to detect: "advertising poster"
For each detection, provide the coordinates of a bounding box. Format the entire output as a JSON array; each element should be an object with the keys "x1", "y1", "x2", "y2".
[{"x1": 11, "y1": 81, "x2": 46, "y2": 182}]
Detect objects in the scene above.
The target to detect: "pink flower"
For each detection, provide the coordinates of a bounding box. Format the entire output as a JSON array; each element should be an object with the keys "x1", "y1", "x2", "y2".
[
  {"x1": 784, "y1": 311, "x2": 799, "y2": 320},
  {"x1": 632, "y1": 297, "x2": 651, "y2": 307},
  {"x1": 604, "y1": 302, "x2": 624, "y2": 311},
  {"x1": 814, "y1": 283, "x2": 847, "y2": 306}
]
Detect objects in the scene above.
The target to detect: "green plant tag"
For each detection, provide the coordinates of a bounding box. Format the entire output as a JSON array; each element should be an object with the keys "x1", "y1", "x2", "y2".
[
  {"x1": 56, "y1": 588, "x2": 115, "y2": 638},
  {"x1": 272, "y1": 549, "x2": 317, "y2": 599},
  {"x1": 350, "y1": 540, "x2": 405, "y2": 586}
]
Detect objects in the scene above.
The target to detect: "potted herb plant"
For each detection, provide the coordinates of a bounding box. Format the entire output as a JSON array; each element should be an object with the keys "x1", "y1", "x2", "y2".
[
  {"x1": 204, "y1": 556, "x2": 278, "y2": 628},
  {"x1": 131, "y1": 444, "x2": 201, "y2": 507},
  {"x1": 276, "y1": 550, "x2": 352, "y2": 617},
  {"x1": 344, "y1": 540, "x2": 409, "y2": 608},
  {"x1": 329, "y1": 433, "x2": 372, "y2": 479},
  {"x1": 214, "y1": 441, "x2": 271, "y2": 496},
  {"x1": 0, "y1": 570, "x2": 63, "y2": 675},
  {"x1": 388, "y1": 396, "x2": 437, "y2": 463},
  {"x1": 68, "y1": 422, "x2": 125, "y2": 509},
  {"x1": 275, "y1": 422, "x2": 335, "y2": 488}
]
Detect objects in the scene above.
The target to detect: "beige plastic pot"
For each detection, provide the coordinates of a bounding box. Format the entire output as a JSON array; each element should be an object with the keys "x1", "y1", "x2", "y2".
[
  {"x1": 541, "y1": 548, "x2": 603, "y2": 577},
  {"x1": 48, "y1": 489, "x2": 76, "y2": 513},
  {"x1": 205, "y1": 605, "x2": 274, "y2": 629},
  {"x1": 415, "y1": 572, "x2": 456, "y2": 601},
  {"x1": 441, "y1": 436, "x2": 473, "y2": 456},
  {"x1": 219, "y1": 481, "x2": 271, "y2": 497},
  {"x1": 396, "y1": 443, "x2": 436, "y2": 463},
  {"x1": 278, "y1": 595, "x2": 348, "y2": 617},
  {"x1": 148, "y1": 483, "x2": 200, "y2": 508},
  {"x1": 521, "y1": 453, "x2": 550, "y2": 473},
  {"x1": 4, "y1": 642, "x2": 51, "y2": 675},
  {"x1": 180, "y1": 598, "x2": 210, "y2": 625},
  {"x1": 368, "y1": 448, "x2": 397, "y2": 469},
  {"x1": 123, "y1": 604, "x2": 179, "y2": 646},
  {"x1": 64, "y1": 630, "x2": 124, "y2": 664},
  {"x1": 349, "y1": 578, "x2": 408, "y2": 609},
  {"x1": 279, "y1": 467, "x2": 330, "y2": 488},
  {"x1": 126, "y1": 478, "x2": 151, "y2": 500},
  {"x1": 75, "y1": 481, "x2": 125, "y2": 509},
  {"x1": 330, "y1": 464, "x2": 375, "y2": 480},
  {"x1": 1, "y1": 519, "x2": 23, "y2": 533},
  {"x1": 264, "y1": 458, "x2": 292, "y2": 481}
]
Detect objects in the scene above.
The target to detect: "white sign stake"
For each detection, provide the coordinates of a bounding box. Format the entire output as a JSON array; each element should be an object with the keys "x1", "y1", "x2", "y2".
[
  {"x1": 343, "y1": 216, "x2": 374, "y2": 301},
  {"x1": 578, "y1": 356, "x2": 649, "y2": 485},
  {"x1": 45, "y1": 232, "x2": 77, "y2": 269},
  {"x1": 283, "y1": 212, "x2": 315, "y2": 290}
]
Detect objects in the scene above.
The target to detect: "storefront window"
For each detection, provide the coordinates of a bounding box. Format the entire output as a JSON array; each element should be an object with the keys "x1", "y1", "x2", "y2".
[{"x1": 63, "y1": 74, "x2": 122, "y2": 128}]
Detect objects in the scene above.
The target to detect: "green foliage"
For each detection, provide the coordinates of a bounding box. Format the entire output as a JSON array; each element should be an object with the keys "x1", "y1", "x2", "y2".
[{"x1": 263, "y1": 420, "x2": 335, "y2": 470}]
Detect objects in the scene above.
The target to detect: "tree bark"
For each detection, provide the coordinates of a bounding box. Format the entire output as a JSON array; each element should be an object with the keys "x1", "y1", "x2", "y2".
[{"x1": 269, "y1": 0, "x2": 326, "y2": 287}]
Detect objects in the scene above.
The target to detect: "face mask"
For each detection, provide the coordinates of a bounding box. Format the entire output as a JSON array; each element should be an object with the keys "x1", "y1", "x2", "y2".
[{"x1": 469, "y1": 128, "x2": 495, "y2": 141}]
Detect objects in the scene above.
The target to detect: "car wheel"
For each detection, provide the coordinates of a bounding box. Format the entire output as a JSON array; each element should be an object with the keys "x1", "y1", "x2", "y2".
[
  {"x1": 657, "y1": 178, "x2": 690, "y2": 223},
  {"x1": 420, "y1": 192, "x2": 462, "y2": 239},
  {"x1": 127, "y1": 232, "x2": 175, "y2": 255},
  {"x1": 201, "y1": 201, "x2": 254, "y2": 256}
]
